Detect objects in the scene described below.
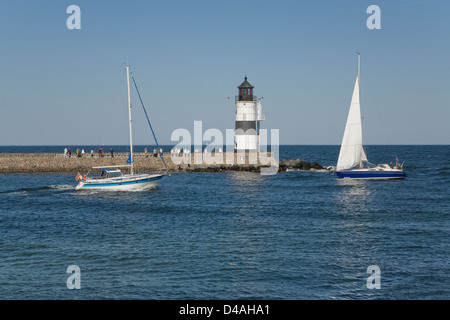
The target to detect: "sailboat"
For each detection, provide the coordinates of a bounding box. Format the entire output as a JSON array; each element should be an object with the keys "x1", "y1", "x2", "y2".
[
  {"x1": 335, "y1": 53, "x2": 406, "y2": 180},
  {"x1": 75, "y1": 66, "x2": 167, "y2": 190}
]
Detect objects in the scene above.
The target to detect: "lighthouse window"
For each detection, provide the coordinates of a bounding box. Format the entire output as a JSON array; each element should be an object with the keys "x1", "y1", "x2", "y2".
[
  {"x1": 249, "y1": 89, "x2": 252, "y2": 95},
  {"x1": 240, "y1": 89, "x2": 243, "y2": 95}
]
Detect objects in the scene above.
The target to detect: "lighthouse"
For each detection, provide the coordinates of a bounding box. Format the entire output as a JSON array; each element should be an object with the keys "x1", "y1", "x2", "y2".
[{"x1": 234, "y1": 76, "x2": 265, "y2": 152}]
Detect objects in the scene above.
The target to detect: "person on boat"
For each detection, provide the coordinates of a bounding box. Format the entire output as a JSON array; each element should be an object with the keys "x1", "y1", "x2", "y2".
[{"x1": 393, "y1": 157, "x2": 402, "y2": 169}]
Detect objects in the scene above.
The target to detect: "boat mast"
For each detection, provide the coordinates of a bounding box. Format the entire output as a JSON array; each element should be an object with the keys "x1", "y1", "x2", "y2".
[
  {"x1": 126, "y1": 65, "x2": 134, "y2": 174},
  {"x1": 357, "y1": 52, "x2": 360, "y2": 84},
  {"x1": 357, "y1": 52, "x2": 363, "y2": 169}
]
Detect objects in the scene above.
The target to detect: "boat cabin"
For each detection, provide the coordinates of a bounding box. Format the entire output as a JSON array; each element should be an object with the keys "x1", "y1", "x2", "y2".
[{"x1": 99, "y1": 168, "x2": 123, "y2": 179}]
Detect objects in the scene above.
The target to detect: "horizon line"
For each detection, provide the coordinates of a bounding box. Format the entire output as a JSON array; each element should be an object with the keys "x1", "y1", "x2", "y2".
[{"x1": 0, "y1": 144, "x2": 448, "y2": 147}]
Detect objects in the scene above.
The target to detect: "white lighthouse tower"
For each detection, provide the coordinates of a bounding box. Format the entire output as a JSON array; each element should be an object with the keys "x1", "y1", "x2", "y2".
[{"x1": 234, "y1": 76, "x2": 264, "y2": 152}]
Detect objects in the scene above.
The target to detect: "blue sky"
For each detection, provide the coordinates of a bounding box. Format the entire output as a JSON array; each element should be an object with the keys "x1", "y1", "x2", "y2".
[{"x1": 0, "y1": 0, "x2": 448, "y2": 145}]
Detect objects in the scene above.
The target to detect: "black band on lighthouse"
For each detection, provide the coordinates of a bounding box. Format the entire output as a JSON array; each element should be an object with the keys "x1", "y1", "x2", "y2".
[{"x1": 235, "y1": 121, "x2": 256, "y2": 132}]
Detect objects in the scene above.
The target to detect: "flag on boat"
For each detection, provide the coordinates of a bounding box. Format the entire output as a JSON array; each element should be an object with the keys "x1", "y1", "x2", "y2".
[
  {"x1": 126, "y1": 154, "x2": 131, "y2": 164},
  {"x1": 75, "y1": 173, "x2": 82, "y2": 181}
]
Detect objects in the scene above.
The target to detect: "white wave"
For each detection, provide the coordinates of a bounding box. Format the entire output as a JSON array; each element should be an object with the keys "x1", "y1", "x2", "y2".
[{"x1": 48, "y1": 185, "x2": 74, "y2": 190}]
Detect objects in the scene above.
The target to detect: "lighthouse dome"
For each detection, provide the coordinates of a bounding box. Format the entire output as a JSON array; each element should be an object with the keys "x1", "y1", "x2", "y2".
[
  {"x1": 238, "y1": 76, "x2": 254, "y2": 89},
  {"x1": 237, "y1": 76, "x2": 254, "y2": 101}
]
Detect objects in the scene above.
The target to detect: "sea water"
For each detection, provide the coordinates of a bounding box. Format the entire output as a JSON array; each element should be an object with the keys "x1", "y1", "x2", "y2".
[{"x1": 0, "y1": 145, "x2": 448, "y2": 299}]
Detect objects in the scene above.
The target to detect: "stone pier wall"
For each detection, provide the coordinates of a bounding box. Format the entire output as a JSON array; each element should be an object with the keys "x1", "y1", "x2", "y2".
[{"x1": 0, "y1": 152, "x2": 284, "y2": 174}]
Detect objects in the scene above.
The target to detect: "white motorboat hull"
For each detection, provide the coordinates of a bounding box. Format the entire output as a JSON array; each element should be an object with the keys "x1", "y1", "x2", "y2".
[{"x1": 76, "y1": 173, "x2": 164, "y2": 191}]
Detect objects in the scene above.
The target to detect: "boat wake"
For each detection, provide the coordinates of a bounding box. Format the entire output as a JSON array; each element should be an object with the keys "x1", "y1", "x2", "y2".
[
  {"x1": 286, "y1": 168, "x2": 333, "y2": 173},
  {"x1": 49, "y1": 185, "x2": 75, "y2": 190},
  {"x1": 0, "y1": 185, "x2": 74, "y2": 195}
]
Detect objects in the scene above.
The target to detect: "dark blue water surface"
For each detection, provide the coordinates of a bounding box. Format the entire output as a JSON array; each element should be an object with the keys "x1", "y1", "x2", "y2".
[{"x1": 0, "y1": 145, "x2": 448, "y2": 299}]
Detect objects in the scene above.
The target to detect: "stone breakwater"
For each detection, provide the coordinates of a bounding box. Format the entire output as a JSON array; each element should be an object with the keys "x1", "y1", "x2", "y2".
[{"x1": 0, "y1": 153, "x2": 330, "y2": 174}]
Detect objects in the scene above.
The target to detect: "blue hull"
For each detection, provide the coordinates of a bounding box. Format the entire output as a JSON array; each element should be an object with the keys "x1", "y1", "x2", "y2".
[
  {"x1": 336, "y1": 170, "x2": 406, "y2": 179},
  {"x1": 77, "y1": 174, "x2": 164, "y2": 190},
  {"x1": 82, "y1": 175, "x2": 163, "y2": 188}
]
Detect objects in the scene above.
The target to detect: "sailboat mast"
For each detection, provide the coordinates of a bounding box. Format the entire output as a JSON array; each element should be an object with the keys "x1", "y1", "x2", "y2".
[
  {"x1": 357, "y1": 52, "x2": 363, "y2": 169},
  {"x1": 126, "y1": 65, "x2": 134, "y2": 174},
  {"x1": 357, "y1": 52, "x2": 361, "y2": 87}
]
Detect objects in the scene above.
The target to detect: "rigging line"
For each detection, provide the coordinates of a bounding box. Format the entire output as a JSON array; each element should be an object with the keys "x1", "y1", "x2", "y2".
[
  {"x1": 362, "y1": 71, "x2": 396, "y2": 158},
  {"x1": 358, "y1": 52, "x2": 370, "y2": 161},
  {"x1": 131, "y1": 75, "x2": 168, "y2": 172}
]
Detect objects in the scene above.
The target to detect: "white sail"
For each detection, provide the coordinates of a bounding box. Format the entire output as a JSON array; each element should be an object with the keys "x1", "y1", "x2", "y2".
[
  {"x1": 335, "y1": 54, "x2": 407, "y2": 179},
  {"x1": 336, "y1": 73, "x2": 365, "y2": 170},
  {"x1": 361, "y1": 146, "x2": 368, "y2": 162}
]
